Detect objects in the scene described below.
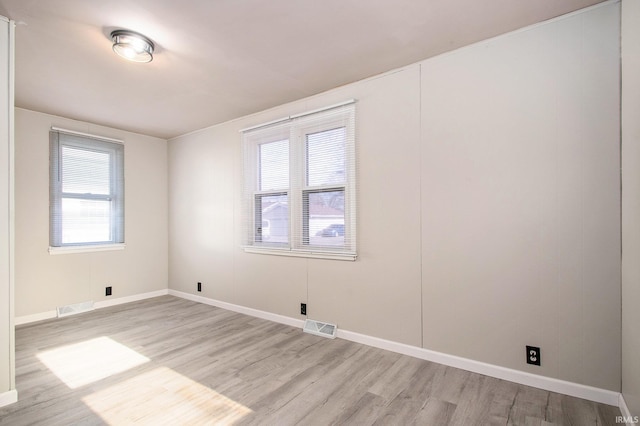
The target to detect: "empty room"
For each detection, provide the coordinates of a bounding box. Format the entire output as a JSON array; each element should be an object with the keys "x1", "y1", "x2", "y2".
[{"x1": 0, "y1": 0, "x2": 639, "y2": 424}]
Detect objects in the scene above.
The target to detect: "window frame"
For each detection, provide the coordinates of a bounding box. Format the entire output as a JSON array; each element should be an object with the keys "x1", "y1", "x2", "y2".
[
  {"x1": 49, "y1": 129, "x2": 125, "y2": 253},
  {"x1": 242, "y1": 101, "x2": 356, "y2": 261}
]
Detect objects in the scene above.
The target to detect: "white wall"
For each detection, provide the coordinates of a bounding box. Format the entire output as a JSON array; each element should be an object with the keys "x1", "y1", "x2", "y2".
[
  {"x1": 169, "y1": 65, "x2": 423, "y2": 346},
  {"x1": 622, "y1": 0, "x2": 640, "y2": 418},
  {"x1": 0, "y1": 15, "x2": 15, "y2": 405},
  {"x1": 169, "y1": 2, "x2": 621, "y2": 391},
  {"x1": 14, "y1": 108, "x2": 168, "y2": 318},
  {"x1": 421, "y1": 3, "x2": 620, "y2": 390}
]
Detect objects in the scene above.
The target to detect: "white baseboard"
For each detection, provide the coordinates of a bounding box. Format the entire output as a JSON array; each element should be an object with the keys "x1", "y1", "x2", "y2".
[
  {"x1": 15, "y1": 310, "x2": 57, "y2": 326},
  {"x1": 337, "y1": 328, "x2": 620, "y2": 407},
  {"x1": 0, "y1": 389, "x2": 18, "y2": 408},
  {"x1": 619, "y1": 393, "x2": 639, "y2": 425},
  {"x1": 168, "y1": 289, "x2": 304, "y2": 329},
  {"x1": 169, "y1": 290, "x2": 621, "y2": 408},
  {"x1": 15, "y1": 289, "x2": 169, "y2": 326},
  {"x1": 94, "y1": 289, "x2": 169, "y2": 309},
  {"x1": 13, "y1": 289, "x2": 624, "y2": 409}
]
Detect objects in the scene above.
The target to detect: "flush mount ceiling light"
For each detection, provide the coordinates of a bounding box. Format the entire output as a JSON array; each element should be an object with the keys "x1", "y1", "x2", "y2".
[{"x1": 110, "y1": 30, "x2": 154, "y2": 63}]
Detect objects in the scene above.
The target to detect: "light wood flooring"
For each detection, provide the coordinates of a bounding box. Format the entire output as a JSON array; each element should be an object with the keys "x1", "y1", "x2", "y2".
[{"x1": 0, "y1": 295, "x2": 621, "y2": 425}]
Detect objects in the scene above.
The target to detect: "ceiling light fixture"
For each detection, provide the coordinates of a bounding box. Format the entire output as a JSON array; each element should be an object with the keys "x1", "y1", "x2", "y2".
[{"x1": 110, "y1": 30, "x2": 154, "y2": 63}]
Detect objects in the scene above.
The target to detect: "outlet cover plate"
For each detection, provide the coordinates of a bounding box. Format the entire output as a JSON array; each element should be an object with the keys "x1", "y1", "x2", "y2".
[{"x1": 526, "y1": 345, "x2": 541, "y2": 366}]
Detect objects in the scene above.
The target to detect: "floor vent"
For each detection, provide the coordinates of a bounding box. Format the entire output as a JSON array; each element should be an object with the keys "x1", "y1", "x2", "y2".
[
  {"x1": 303, "y1": 319, "x2": 337, "y2": 339},
  {"x1": 57, "y1": 301, "x2": 94, "y2": 318}
]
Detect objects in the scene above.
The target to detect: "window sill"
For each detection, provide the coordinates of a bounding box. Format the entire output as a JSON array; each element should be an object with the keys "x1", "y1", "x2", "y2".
[
  {"x1": 49, "y1": 244, "x2": 126, "y2": 255},
  {"x1": 243, "y1": 246, "x2": 356, "y2": 261}
]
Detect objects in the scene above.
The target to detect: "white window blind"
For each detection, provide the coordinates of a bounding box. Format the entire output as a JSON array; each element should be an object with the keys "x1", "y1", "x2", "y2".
[
  {"x1": 242, "y1": 101, "x2": 356, "y2": 260},
  {"x1": 50, "y1": 130, "x2": 124, "y2": 249}
]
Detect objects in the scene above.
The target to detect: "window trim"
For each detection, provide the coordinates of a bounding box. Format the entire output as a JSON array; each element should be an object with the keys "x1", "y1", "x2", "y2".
[
  {"x1": 241, "y1": 101, "x2": 356, "y2": 261},
  {"x1": 243, "y1": 246, "x2": 356, "y2": 261},
  {"x1": 48, "y1": 243, "x2": 126, "y2": 255},
  {"x1": 49, "y1": 129, "x2": 125, "y2": 252}
]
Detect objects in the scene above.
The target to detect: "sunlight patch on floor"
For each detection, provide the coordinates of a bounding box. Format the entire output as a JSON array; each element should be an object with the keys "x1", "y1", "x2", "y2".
[
  {"x1": 82, "y1": 366, "x2": 253, "y2": 425},
  {"x1": 36, "y1": 336, "x2": 150, "y2": 388}
]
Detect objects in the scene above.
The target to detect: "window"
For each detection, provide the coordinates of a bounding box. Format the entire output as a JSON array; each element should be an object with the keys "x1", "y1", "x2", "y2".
[
  {"x1": 242, "y1": 101, "x2": 356, "y2": 260},
  {"x1": 49, "y1": 129, "x2": 124, "y2": 251}
]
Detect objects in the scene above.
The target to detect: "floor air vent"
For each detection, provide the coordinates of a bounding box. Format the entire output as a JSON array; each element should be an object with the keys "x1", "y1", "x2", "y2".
[
  {"x1": 57, "y1": 301, "x2": 94, "y2": 318},
  {"x1": 303, "y1": 319, "x2": 337, "y2": 339}
]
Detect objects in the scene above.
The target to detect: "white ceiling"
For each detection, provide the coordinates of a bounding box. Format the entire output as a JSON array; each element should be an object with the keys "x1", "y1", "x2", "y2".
[{"x1": 0, "y1": 0, "x2": 604, "y2": 139}]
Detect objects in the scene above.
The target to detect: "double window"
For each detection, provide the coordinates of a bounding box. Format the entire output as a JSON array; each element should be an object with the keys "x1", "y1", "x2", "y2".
[
  {"x1": 242, "y1": 101, "x2": 356, "y2": 260},
  {"x1": 49, "y1": 129, "x2": 124, "y2": 250}
]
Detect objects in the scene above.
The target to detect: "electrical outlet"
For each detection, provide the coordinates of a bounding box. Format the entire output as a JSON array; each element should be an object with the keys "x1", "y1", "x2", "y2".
[
  {"x1": 105, "y1": 286, "x2": 112, "y2": 296},
  {"x1": 526, "y1": 345, "x2": 541, "y2": 366},
  {"x1": 197, "y1": 282, "x2": 202, "y2": 292},
  {"x1": 300, "y1": 303, "x2": 307, "y2": 316}
]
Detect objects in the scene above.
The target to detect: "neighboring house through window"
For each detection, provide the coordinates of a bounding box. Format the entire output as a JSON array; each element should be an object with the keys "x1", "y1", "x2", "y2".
[
  {"x1": 49, "y1": 129, "x2": 124, "y2": 251},
  {"x1": 241, "y1": 101, "x2": 356, "y2": 260}
]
